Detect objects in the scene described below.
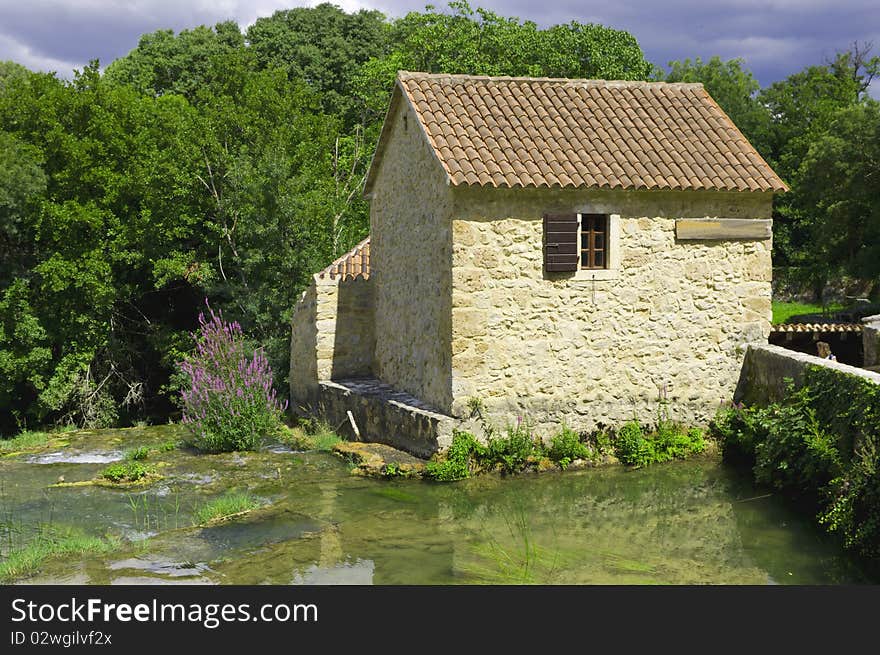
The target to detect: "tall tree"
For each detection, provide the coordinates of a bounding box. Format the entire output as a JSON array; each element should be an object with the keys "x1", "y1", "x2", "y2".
[
  {"x1": 245, "y1": 3, "x2": 390, "y2": 126},
  {"x1": 759, "y1": 44, "x2": 878, "y2": 283},
  {"x1": 103, "y1": 21, "x2": 246, "y2": 99},
  {"x1": 792, "y1": 101, "x2": 880, "y2": 284}
]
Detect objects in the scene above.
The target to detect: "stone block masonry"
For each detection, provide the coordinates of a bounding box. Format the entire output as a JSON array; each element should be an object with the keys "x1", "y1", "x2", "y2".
[
  {"x1": 289, "y1": 276, "x2": 374, "y2": 413},
  {"x1": 448, "y1": 187, "x2": 774, "y2": 438},
  {"x1": 317, "y1": 379, "x2": 456, "y2": 458}
]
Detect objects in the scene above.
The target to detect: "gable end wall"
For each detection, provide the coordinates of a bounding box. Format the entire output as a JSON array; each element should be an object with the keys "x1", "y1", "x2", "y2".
[{"x1": 369, "y1": 99, "x2": 454, "y2": 413}]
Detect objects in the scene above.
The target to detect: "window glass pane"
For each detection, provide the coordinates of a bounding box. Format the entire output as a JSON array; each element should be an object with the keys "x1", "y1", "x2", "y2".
[
  {"x1": 595, "y1": 234, "x2": 605, "y2": 250},
  {"x1": 581, "y1": 252, "x2": 589, "y2": 267},
  {"x1": 594, "y1": 251, "x2": 604, "y2": 267}
]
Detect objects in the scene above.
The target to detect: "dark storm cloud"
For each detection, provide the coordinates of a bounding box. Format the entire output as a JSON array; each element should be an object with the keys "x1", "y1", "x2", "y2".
[
  {"x1": 0, "y1": 1, "x2": 294, "y2": 73},
  {"x1": 1, "y1": 0, "x2": 878, "y2": 94}
]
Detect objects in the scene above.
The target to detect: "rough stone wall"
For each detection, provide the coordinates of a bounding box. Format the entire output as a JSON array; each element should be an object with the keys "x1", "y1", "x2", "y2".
[
  {"x1": 736, "y1": 343, "x2": 880, "y2": 406},
  {"x1": 449, "y1": 187, "x2": 775, "y2": 437},
  {"x1": 317, "y1": 380, "x2": 456, "y2": 458},
  {"x1": 289, "y1": 282, "x2": 319, "y2": 411},
  {"x1": 368, "y1": 99, "x2": 454, "y2": 412},
  {"x1": 289, "y1": 276, "x2": 375, "y2": 412}
]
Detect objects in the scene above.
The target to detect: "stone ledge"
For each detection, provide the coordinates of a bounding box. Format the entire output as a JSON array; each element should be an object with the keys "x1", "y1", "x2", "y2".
[
  {"x1": 676, "y1": 218, "x2": 772, "y2": 240},
  {"x1": 316, "y1": 378, "x2": 457, "y2": 458}
]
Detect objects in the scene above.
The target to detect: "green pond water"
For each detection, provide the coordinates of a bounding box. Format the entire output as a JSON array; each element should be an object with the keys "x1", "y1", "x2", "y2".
[{"x1": 1, "y1": 425, "x2": 876, "y2": 584}]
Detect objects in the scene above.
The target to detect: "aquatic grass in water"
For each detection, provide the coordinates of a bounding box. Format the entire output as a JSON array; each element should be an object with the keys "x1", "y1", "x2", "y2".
[
  {"x1": 178, "y1": 301, "x2": 287, "y2": 453},
  {"x1": 125, "y1": 446, "x2": 150, "y2": 461},
  {"x1": 464, "y1": 496, "x2": 563, "y2": 584},
  {"x1": 0, "y1": 425, "x2": 76, "y2": 453},
  {"x1": 126, "y1": 493, "x2": 183, "y2": 534},
  {"x1": 0, "y1": 527, "x2": 121, "y2": 582},
  {"x1": 192, "y1": 491, "x2": 261, "y2": 526}
]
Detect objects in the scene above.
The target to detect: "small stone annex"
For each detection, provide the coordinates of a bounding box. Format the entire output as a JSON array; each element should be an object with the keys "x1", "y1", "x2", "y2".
[{"x1": 289, "y1": 71, "x2": 789, "y2": 457}]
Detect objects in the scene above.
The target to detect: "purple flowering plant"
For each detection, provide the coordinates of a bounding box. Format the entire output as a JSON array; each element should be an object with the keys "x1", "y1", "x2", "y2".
[{"x1": 178, "y1": 301, "x2": 288, "y2": 452}]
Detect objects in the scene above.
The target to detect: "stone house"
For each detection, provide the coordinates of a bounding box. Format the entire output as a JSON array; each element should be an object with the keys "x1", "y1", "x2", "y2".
[{"x1": 289, "y1": 71, "x2": 788, "y2": 456}]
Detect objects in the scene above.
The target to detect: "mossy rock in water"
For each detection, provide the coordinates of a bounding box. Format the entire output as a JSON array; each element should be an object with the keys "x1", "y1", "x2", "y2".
[
  {"x1": 332, "y1": 442, "x2": 427, "y2": 479},
  {"x1": 51, "y1": 471, "x2": 165, "y2": 489}
]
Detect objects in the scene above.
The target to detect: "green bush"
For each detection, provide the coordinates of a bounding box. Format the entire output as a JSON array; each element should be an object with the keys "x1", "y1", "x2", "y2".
[
  {"x1": 125, "y1": 446, "x2": 150, "y2": 461},
  {"x1": 614, "y1": 420, "x2": 706, "y2": 468},
  {"x1": 709, "y1": 366, "x2": 880, "y2": 557},
  {"x1": 101, "y1": 461, "x2": 152, "y2": 483},
  {"x1": 425, "y1": 430, "x2": 483, "y2": 482},
  {"x1": 483, "y1": 421, "x2": 542, "y2": 474},
  {"x1": 614, "y1": 421, "x2": 653, "y2": 467},
  {"x1": 547, "y1": 425, "x2": 590, "y2": 465}
]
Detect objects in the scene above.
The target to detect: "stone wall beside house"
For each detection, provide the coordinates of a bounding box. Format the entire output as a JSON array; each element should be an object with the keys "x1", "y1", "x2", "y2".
[
  {"x1": 736, "y1": 342, "x2": 880, "y2": 406},
  {"x1": 448, "y1": 187, "x2": 774, "y2": 439},
  {"x1": 289, "y1": 275, "x2": 374, "y2": 413}
]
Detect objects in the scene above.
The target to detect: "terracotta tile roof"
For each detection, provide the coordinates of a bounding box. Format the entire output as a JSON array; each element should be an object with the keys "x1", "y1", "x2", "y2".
[
  {"x1": 364, "y1": 72, "x2": 788, "y2": 194},
  {"x1": 317, "y1": 237, "x2": 370, "y2": 280},
  {"x1": 771, "y1": 323, "x2": 862, "y2": 333}
]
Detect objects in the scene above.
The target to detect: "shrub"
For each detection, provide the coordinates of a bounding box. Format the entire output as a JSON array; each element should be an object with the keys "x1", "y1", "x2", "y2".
[
  {"x1": 614, "y1": 421, "x2": 654, "y2": 467},
  {"x1": 548, "y1": 425, "x2": 590, "y2": 465},
  {"x1": 710, "y1": 367, "x2": 880, "y2": 557},
  {"x1": 482, "y1": 420, "x2": 543, "y2": 474},
  {"x1": 178, "y1": 302, "x2": 287, "y2": 452},
  {"x1": 101, "y1": 461, "x2": 152, "y2": 483},
  {"x1": 614, "y1": 420, "x2": 705, "y2": 468},
  {"x1": 125, "y1": 446, "x2": 150, "y2": 461},
  {"x1": 425, "y1": 430, "x2": 484, "y2": 482}
]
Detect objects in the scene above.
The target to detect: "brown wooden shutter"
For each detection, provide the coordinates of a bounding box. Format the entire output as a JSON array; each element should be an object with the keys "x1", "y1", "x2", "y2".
[{"x1": 543, "y1": 213, "x2": 579, "y2": 272}]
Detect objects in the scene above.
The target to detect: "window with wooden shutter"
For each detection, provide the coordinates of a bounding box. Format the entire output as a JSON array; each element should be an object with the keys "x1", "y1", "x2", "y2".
[
  {"x1": 580, "y1": 214, "x2": 608, "y2": 270},
  {"x1": 543, "y1": 213, "x2": 579, "y2": 272}
]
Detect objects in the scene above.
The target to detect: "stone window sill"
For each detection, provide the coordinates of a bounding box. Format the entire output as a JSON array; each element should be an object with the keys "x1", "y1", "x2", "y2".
[{"x1": 572, "y1": 268, "x2": 620, "y2": 281}]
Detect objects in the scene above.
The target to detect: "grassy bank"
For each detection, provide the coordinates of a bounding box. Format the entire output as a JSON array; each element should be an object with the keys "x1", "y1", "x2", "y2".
[
  {"x1": 192, "y1": 491, "x2": 262, "y2": 525},
  {"x1": 0, "y1": 529, "x2": 121, "y2": 582},
  {"x1": 771, "y1": 300, "x2": 844, "y2": 324},
  {"x1": 0, "y1": 426, "x2": 76, "y2": 454}
]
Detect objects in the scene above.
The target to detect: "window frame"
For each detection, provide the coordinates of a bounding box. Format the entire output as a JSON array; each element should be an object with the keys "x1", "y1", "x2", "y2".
[
  {"x1": 572, "y1": 212, "x2": 620, "y2": 281},
  {"x1": 578, "y1": 213, "x2": 609, "y2": 270}
]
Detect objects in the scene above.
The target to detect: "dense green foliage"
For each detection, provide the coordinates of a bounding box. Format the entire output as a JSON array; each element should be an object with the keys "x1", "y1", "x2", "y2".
[
  {"x1": 1, "y1": 1, "x2": 877, "y2": 436},
  {"x1": 661, "y1": 46, "x2": 880, "y2": 301},
  {"x1": 710, "y1": 367, "x2": 880, "y2": 556},
  {"x1": 547, "y1": 424, "x2": 591, "y2": 469},
  {"x1": 425, "y1": 415, "x2": 701, "y2": 481},
  {"x1": 612, "y1": 420, "x2": 706, "y2": 468},
  {"x1": 101, "y1": 461, "x2": 153, "y2": 483}
]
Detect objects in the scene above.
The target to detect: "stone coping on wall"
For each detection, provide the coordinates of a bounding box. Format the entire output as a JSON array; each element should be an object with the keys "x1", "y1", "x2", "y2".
[
  {"x1": 317, "y1": 378, "x2": 456, "y2": 459},
  {"x1": 735, "y1": 343, "x2": 880, "y2": 406}
]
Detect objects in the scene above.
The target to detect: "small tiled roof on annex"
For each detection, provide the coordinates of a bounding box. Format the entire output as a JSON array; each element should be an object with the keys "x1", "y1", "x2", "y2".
[
  {"x1": 364, "y1": 71, "x2": 788, "y2": 194},
  {"x1": 316, "y1": 237, "x2": 370, "y2": 281}
]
